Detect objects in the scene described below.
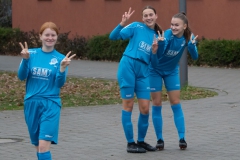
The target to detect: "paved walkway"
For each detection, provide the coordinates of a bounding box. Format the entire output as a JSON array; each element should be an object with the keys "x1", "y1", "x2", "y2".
[{"x1": 0, "y1": 55, "x2": 240, "y2": 160}]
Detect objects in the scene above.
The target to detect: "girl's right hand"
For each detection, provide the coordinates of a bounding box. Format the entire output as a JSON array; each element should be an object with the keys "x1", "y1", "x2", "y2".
[
  {"x1": 19, "y1": 42, "x2": 30, "y2": 59},
  {"x1": 152, "y1": 34, "x2": 158, "y2": 54},
  {"x1": 120, "y1": 7, "x2": 135, "y2": 26},
  {"x1": 152, "y1": 31, "x2": 165, "y2": 54}
]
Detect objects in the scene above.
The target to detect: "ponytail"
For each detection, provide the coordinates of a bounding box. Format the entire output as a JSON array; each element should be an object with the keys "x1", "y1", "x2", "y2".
[
  {"x1": 173, "y1": 12, "x2": 192, "y2": 43},
  {"x1": 154, "y1": 23, "x2": 163, "y2": 35}
]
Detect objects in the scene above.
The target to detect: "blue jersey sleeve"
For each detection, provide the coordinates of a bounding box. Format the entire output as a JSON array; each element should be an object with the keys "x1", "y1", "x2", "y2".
[
  {"x1": 151, "y1": 40, "x2": 165, "y2": 68},
  {"x1": 55, "y1": 67, "x2": 68, "y2": 88},
  {"x1": 18, "y1": 58, "x2": 30, "y2": 81},
  {"x1": 187, "y1": 35, "x2": 198, "y2": 60},
  {"x1": 109, "y1": 24, "x2": 124, "y2": 40},
  {"x1": 109, "y1": 22, "x2": 137, "y2": 40}
]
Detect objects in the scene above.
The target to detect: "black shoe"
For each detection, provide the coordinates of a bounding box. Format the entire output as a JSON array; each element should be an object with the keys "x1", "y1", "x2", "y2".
[
  {"x1": 137, "y1": 141, "x2": 157, "y2": 151},
  {"x1": 179, "y1": 138, "x2": 187, "y2": 150},
  {"x1": 127, "y1": 142, "x2": 146, "y2": 153},
  {"x1": 156, "y1": 139, "x2": 164, "y2": 150}
]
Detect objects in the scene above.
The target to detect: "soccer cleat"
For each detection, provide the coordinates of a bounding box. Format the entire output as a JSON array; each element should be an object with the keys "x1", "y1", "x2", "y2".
[
  {"x1": 179, "y1": 138, "x2": 187, "y2": 150},
  {"x1": 127, "y1": 142, "x2": 146, "y2": 153},
  {"x1": 137, "y1": 141, "x2": 157, "y2": 151},
  {"x1": 156, "y1": 139, "x2": 164, "y2": 150}
]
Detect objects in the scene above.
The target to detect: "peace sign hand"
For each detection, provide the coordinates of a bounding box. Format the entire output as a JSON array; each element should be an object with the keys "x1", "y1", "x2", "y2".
[
  {"x1": 191, "y1": 34, "x2": 198, "y2": 44},
  {"x1": 19, "y1": 42, "x2": 30, "y2": 59},
  {"x1": 120, "y1": 7, "x2": 135, "y2": 26},
  {"x1": 60, "y1": 51, "x2": 76, "y2": 72},
  {"x1": 152, "y1": 34, "x2": 159, "y2": 54},
  {"x1": 157, "y1": 30, "x2": 165, "y2": 41}
]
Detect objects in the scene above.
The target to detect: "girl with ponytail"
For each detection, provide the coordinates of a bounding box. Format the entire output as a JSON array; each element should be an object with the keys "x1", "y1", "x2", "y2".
[
  {"x1": 109, "y1": 6, "x2": 162, "y2": 153},
  {"x1": 150, "y1": 12, "x2": 199, "y2": 150}
]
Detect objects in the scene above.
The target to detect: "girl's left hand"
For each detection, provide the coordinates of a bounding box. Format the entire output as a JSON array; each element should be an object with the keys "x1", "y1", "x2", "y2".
[
  {"x1": 60, "y1": 51, "x2": 76, "y2": 72},
  {"x1": 191, "y1": 34, "x2": 198, "y2": 44},
  {"x1": 157, "y1": 30, "x2": 164, "y2": 41}
]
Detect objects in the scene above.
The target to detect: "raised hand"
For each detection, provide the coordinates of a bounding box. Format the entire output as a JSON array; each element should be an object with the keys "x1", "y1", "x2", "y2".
[
  {"x1": 120, "y1": 7, "x2": 135, "y2": 26},
  {"x1": 60, "y1": 51, "x2": 76, "y2": 72},
  {"x1": 191, "y1": 33, "x2": 198, "y2": 44},
  {"x1": 19, "y1": 42, "x2": 30, "y2": 59},
  {"x1": 152, "y1": 34, "x2": 158, "y2": 54},
  {"x1": 157, "y1": 30, "x2": 164, "y2": 41}
]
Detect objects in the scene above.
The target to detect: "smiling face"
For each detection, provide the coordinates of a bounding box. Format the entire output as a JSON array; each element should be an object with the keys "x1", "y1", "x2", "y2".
[
  {"x1": 171, "y1": 17, "x2": 187, "y2": 38},
  {"x1": 142, "y1": 8, "x2": 158, "y2": 29},
  {"x1": 40, "y1": 28, "x2": 58, "y2": 49}
]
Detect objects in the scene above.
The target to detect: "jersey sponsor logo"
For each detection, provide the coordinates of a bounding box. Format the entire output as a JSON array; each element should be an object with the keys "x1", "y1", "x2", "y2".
[
  {"x1": 165, "y1": 50, "x2": 179, "y2": 57},
  {"x1": 49, "y1": 58, "x2": 58, "y2": 67},
  {"x1": 139, "y1": 41, "x2": 151, "y2": 54},
  {"x1": 32, "y1": 67, "x2": 51, "y2": 77}
]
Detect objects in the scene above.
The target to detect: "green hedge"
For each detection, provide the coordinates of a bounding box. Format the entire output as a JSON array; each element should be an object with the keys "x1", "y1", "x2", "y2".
[
  {"x1": 87, "y1": 34, "x2": 128, "y2": 61},
  {"x1": 188, "y1": 39, "x2": 240, "y2": 68},
  {"x1": 1, "y1": 27, "x2": 240, "y2": 67},
  {"x1": 0, "y1": 27, "x2": 88, "y2": 58}
]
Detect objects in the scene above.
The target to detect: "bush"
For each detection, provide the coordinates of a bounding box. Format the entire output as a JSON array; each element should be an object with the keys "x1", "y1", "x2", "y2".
[
  {"x1": 1, "y1": 27, "x2": 240, "y2": 68},
  {"x1": 0, "y1": 28, "x2": 88, "y2": 58},
  {"x1": 87, "y1": 33, "x2": 128, "y2": 61},
  {"x1": 0, "y1": 0, "x2": 12, "y2": 28},
  {"x1": 188, "y1": 39, "x2": 240, "y2": 68}
]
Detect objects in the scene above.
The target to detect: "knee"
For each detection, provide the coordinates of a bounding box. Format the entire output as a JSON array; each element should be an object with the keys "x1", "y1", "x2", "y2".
[
  {"x1": 123, "y1": 99, "x2": 134, "y2": 111},
  {"x1": 140, "y1": 104, "x2": 150, "y2": 114},
  {"x1": 152, "y1": 100, "x2": 162, "y2": 106},
  {"x1": 38, "y1": 141, "x2": 51, "y2": 153},
  {"x1": 170, "y1": 100, "x2": 180, "y2": 105},
  {"x1": 38, "y1": 145, "x2": 48, "y2": 153}
]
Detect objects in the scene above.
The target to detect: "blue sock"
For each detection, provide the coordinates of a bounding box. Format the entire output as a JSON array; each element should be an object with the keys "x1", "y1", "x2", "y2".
[
  {"x1": 171, "y1": 103, "x2": 185, "y2": 139},
  {"x1": 137, "y1": 113, "x2": 149, "y2": 142},
  {"x1": 38, "y1": 151, "x2": 52, "y2": 160},
  {"x1": 152, "y1": 106, "x2": 163, "y2": 141},
  {"x1": 122, "y1": 110, "x2": 134, "y2": 143}
]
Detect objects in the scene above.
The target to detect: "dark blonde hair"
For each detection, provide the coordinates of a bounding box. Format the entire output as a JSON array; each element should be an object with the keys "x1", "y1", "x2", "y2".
[
  {"x1": 142, "y1": 6, "x2": 162, "y2": 34},
  {"x1": 173, "y1": 12, "x2": 191, "y2": 43},
  {"x1": 39, "y1": 22, "x2": 59, "y2": 35}
]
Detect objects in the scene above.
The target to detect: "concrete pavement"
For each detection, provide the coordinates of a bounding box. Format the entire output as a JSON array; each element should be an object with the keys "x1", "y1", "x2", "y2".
[{"x1": 0, "y1": 55, "x2": 240, "y2": 160}]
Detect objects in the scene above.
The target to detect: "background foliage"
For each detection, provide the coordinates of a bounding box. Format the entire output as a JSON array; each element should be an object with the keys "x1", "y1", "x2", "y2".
[
  {"x1": 0, "y1": 0, "x2": 12, "y2": 28},
  {"x1": 0, "y1": 27, "x2": 240, "y2": 68}
]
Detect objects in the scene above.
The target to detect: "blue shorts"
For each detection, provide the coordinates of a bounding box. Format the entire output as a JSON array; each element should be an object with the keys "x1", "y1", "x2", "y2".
[
  {"x1": 117, "y1": 56, "x2": 150, "y2": 100},
  {"x1": 149, "y1": 67, "x2": 180, "y2": 92},
  {"x1": 24, "y1": 98, "x2": 61, "y2": 146}
]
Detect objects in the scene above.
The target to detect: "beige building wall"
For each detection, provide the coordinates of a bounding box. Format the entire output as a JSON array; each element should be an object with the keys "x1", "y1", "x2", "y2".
[{"x1": 12, "y1": 0, "x2": 240, "y2": 40}]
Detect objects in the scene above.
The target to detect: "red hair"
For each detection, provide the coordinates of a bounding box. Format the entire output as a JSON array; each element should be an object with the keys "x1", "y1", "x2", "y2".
[{"x1": 39, "y1": 22, "x2": 59, "y2": 35}]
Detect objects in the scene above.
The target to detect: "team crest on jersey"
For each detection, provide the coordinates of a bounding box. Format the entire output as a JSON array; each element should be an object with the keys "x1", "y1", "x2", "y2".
[{"x1": 49, "y1": 58, "x2": 58, "y2": 67}]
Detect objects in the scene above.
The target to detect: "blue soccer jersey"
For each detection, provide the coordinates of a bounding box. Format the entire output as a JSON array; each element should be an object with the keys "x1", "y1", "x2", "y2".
[
  {"x1": 109, "y1": 22, "x2": 157, "y2": 65},
  {"x1": 18, "y1": 48, "x2": 67, "y2": 106},
  {"x1": 150, "y1": 29, "x2": 198, "y2": 72}
]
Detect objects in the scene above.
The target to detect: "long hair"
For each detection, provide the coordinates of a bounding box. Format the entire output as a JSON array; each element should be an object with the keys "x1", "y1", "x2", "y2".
[
  {"x1": 39, "y1": 22, "x2": 59, "y2": 35},
  {"x1": 142, "y1": 6, "x2": 162, "y2": 34},
  {"x1": 172, "y1": 12, "x2": 191, "y2": 43}
]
